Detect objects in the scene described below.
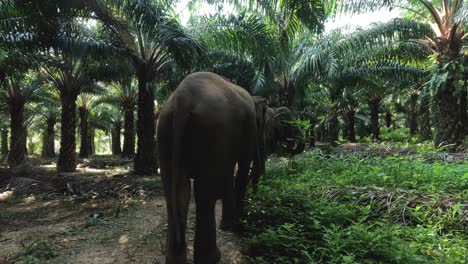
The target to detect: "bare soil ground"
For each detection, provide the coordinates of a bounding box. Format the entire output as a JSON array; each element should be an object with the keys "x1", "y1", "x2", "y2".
[{"x1": 0, "y1": 159, "x2": 245, "y2": 264}]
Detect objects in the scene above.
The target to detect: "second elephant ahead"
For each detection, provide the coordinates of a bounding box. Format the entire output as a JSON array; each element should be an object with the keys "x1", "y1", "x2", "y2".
[{"x1": 264, "y1": 106, "x2": 306, "y2": 156}]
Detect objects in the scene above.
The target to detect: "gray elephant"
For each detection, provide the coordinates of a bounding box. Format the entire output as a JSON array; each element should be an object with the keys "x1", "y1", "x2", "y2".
[
  {"x1": 264, "y1": 106, "x2": 305, "y2": 156},
  {"x1": 157, "y1": 72, "x2": 266, "y2": 264}
]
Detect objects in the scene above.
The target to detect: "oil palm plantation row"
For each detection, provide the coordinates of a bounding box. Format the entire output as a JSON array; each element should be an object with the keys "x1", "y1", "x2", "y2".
[
  {"x1": 0, "y1": 0, "x2": 466, "y2": 172},
  {"x1": 196, "y1": 11, "x2": 433, "y2": 142},
  {"x1": 327, "y1": 0, "x2": 467, "y2": 147},
  {"x1": 0, "y1": 0, "x2": 201, "y2": 172}
]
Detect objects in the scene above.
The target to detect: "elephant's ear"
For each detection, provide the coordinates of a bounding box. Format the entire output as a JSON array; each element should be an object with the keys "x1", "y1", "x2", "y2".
[{"x1": 251, "y1": 96, "x2": 268, "y2": 193}]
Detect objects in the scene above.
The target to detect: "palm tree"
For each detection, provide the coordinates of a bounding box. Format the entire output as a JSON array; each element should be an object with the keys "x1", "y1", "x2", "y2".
[
  {"x1": 35, "y1": 88, "x2": 61, "y2": 158},
  {"x1": 0, "y1": 73, "x2": 41, "y2": 167},
  {"x1": 0, "y1": 48, "x2": 32, "y2": 166},
  {"x1": 41, "y1": 53, "x2": 115, "y2": 171},
  {"x1": 290, "y1": 20, "x2": 429, "y2": 141},
  {"x1": 300, "y1": 83, "x2": 335, "y2": 143},
  {"x1": 45, "y1": 57, "x2": 84, "y2": 171},
  {"x1": 91, "y1": 103, "x2": 124, "y2": 156},
  {"x1": 77, "y1": 93, "x2": 101, "y2": 158},
  {"x1": 407, "y1": 86, "x2": 421, "y2": 136},
  {"x1": 198, "y1": 8, "x2": 430, "y2": 144},
  {"x1": 1, "y1": 0, "x2": 118, "y2": 170},
  {"x1": 193, "y1": 1, "x2": 327, "y2": 107},
  {"x1": 332, "y1": 0, "x2": 467, "y2": 147},
  {"x1": 97, "y1": 81, "x2": 137, "y2": 159},
  {"x1": 90, "y1": 0, "x2": 203, "y2": 174},
  {"x1": 340, "y1": 86, "x2": 360, "y2": 142}
]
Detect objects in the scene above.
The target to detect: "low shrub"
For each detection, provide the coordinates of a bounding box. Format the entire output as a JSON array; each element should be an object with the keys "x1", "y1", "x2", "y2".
[{"x1": 244, "y1": 151, "x2": 468, "y2": 263}]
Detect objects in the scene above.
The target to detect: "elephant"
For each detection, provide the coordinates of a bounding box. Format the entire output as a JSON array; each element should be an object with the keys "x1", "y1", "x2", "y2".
[
  {"x1": 264, "y1": 106, "x2": 306, "y2": 156},
  {"x1": 157, "y1": 72, "x2": 266, "y2": 264}
]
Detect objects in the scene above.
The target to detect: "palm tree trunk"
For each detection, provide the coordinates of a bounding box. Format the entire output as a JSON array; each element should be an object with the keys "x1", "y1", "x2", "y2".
[
  {"x1": 408, "y1": 93, "x2": 419, "y2": 136},
  {"x1": 432, "y1": 42, "x2": 465, "y2": 149},
  {"x1": 79, "y1": 107, "x2": 90, "y2": 158},
  {"x1": 342, "y1": 122, "x2": 348, "y2": 140},
  {"x1": 112, "y1": 122, "x2": 122, "y2": 155},
  {"x1": 8, "y1": 98, "x2": 26, "y2": 167},
  {"x1": 57, "y1": 93, "x2": 78, "y2": 172},
  {"x1": 459, "y1": 89, "x2": 467, "y2": 138},
  {"x1": 88, "y1": 127, "x2": 95, "y2": 155},
  {"x1": 316, "y1": 125, "x2": 322, "y2": 142},
  {"x1": 385, "y1": 110, "x2": 392, "y2": 128},
  {"x1": 42, "y1": 117, "x2": 56, "y2": 158},
  {"x1": 368, "y1": 97, "x2": 381, "y2": 142},
  {"x1": 115, "y1": 122, "x2": 122, "y2": 155},
  {"x1": 134, "y1": 72, "x2": 157, "y2": 174},
  {"x1": 1, "y1": 129, "x2": 8, "y2": 158},
  {"x1": 346, "y1": 110, "x2": 356, "y2": 143},
  {"x1": 122, "y1": 106, "x2": 135, "y2": 159},
  {"x1": 433, "y1": 88, "x2": 464, "y2": 148},
  {"x1": 328, "y1": 112, "x2": 339, "y2": 144},
  {"x1": 25, "y1": 130, "x2": 28, "y2": 156},
  {"x1": 111, "y1": 130, "x2": 117, "y2": 155},
  {"x1": 308, "y1": 121, "x2": 315, "y2": 148},
  {"x1": 419, "y1": 94, "x2": 432, "y2": 142}
]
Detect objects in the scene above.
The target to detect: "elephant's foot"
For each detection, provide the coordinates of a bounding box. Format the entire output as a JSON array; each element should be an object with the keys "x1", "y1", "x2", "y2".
[
  {"x1": 194, "y1": 247, "x2": 220, "y2": 264},
  {"x1": 220, "y1": 218, "x2": 243, "y2": 233},
  {"x1": 165, "y1": 254, "x2": 187, "y2": 264},
  {"x1": 220, "y1": 218, "x2": 234, "y2": 231}
]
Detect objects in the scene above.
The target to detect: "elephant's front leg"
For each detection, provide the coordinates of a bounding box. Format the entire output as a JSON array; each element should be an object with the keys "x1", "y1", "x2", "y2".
[{"x1": 193, "y1": 181, "x2": 220, "y2": 264}]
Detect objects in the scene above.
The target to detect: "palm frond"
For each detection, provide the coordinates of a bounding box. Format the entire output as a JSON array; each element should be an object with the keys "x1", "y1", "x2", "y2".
[
  {"x1": 330, "y1": 0, "x2": 400, "y2": 15},
  {"x1": 341, "y1": 63, "x2": 426, "y2": 81},
  {"x1": 454, "y1": 1, "x2": 468, "y2": 25},
  {"x1": 194, "y1": 12, "x2": 278, "y2": 91},
  {"x1": 333, "y1": 18, "x2": 433, "y2": 55},
  {"x1": 202, "y1": 0, "x2": 327, "y2": 33},
  {"x1": 0, "y1": 0, "x2": 27, "y2": 31}
]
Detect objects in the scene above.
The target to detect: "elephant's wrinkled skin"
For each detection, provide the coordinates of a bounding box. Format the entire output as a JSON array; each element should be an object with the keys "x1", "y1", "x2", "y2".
[
  {"x1": 157, "y1": 72, "x2": 265, "y2": 264},
  {"x1": 264, "y1": 106, "x2": 305, "y2": 156}
]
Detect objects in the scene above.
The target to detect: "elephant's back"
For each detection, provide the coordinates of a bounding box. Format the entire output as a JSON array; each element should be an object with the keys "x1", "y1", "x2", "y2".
[
  {"x1": 162, "y1": 72, "x2": 257, "y2": 176},
  {"x1": 160, "y1": 72, "x2": 255, "y2": 130},
  {"x1": 172, "y1": 72, "x2": 254, "y2": 111}
]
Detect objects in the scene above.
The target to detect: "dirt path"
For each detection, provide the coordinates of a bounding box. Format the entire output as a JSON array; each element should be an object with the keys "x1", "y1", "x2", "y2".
[{"x1": 0, "y1": 194, "x2": 245, "y2": 264}]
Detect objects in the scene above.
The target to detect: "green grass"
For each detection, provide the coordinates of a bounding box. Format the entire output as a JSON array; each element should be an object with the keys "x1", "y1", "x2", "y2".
[
  {"x1": 15, "y1": 238, "x2": 59, "y2": 264},
  {"x1": 243, "y1": 151, "x2": 468, "y2": 264}
]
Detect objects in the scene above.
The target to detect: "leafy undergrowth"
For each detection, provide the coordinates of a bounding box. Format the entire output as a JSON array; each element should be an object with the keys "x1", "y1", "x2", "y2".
[{"x1": 243, "y1": 151, "x2": 468, "y2": 263}]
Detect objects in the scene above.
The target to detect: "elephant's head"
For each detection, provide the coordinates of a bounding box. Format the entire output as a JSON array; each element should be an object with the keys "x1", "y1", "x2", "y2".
[{"x1": 270, "y1": 107, "x2": 305, "y2": 156}]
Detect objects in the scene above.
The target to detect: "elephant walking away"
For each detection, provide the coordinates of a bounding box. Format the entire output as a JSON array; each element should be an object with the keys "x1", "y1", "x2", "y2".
[{"x1": 157, "y1": 72, "x2": 266, "y2": 264}]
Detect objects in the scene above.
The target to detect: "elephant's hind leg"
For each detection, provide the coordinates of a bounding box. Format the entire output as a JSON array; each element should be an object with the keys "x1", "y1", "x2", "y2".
[
  {"x1": 164, "y1": 169, "x2": 191, "y2": 264},
  {"x1": 221, "y1": 163, "x2": 236, "y2": 231},
  {"x1": 193, "y1": 180, "x2": 220, "y2": 264},
  {"x1": 235, "y1": 160, "x2": 251, "y2": 218}
]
